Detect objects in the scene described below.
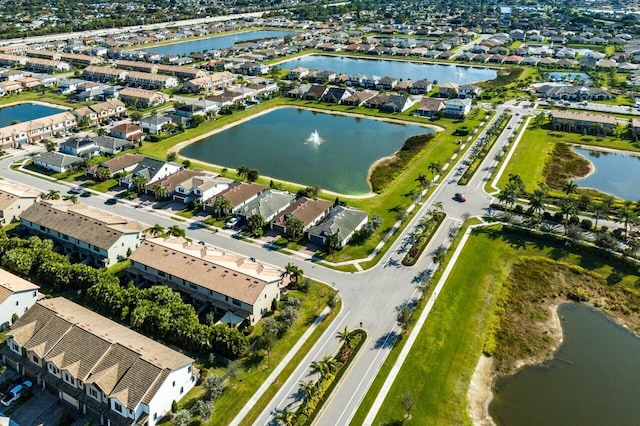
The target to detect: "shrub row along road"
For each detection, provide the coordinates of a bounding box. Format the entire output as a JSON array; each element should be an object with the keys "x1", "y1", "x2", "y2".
[{"x1": 0, "y1": 103, "x2": 529, "y2": 426}]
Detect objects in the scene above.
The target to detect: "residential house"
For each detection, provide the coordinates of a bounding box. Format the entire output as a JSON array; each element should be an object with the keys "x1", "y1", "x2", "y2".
[
  {"x1": 93, "y1": 135, "x2": 134, "y2": 155},
  {"x1": 26, "y1": 58, "x2": 71, "y2": 73},
  {"x1": 286, "y1": 83, "x2": 312, "y2": 99},
  {"x1": 443, "y1": 98, "x2": 473, "y2": 118},
  {"x1": 409, "y1": 79, "x2": 433, "y2": 95},
  {"x1": 110, "y1": 123, "x2": 144, "y2": 143},
  {"x1": 0, "y1": 80, "x2": 23, "y2": 95},
  {"x1": 183, "y1": 71, "x2": 236, "y2": 93},
  {"x1": 204, "y1": 182, "x2": 266, "y2": 216},
  {"x1": 173, "y1": 174, "x2": 233, "y2": 204},
  {"x1": 631, "y1": 119, "x2": 640, "y2": 139},
  {"x1": 364, "y1": 93, "x2": 390, "y2": 109},
  {"x1": 129, "y1": 237, "x2": 282, "y2": 325},
  {"x1": 0, "y1": 269, "x2": 40, "y2": 329},
  {"x1": 59, "y1": 137, "x2": 100, "y2": 158},
  {"x1": 86, "y1": 153, "x2": 145, "y2": 179},
  {"x1": 307, "y1": 205, "x2": 369, "y2": 248},
  {"x1": 72, "y1": 99, "x2": 125, "y2": 125},
  {"x1": 125, "y1": 71, "x2": 178, "y2": 89},
  {"x1": 270, "y1": 197, "x2": 333, "y2": 235},
  {"x1": 379, "y1": 94, "x2": 414, "y2": 113},
  {"x1": 119, "y1": 158, "x2": 183, "y2": 189},
  {"x1": 82, "y1": 66, "x2": 128, "y2": 83},
  {"x1": 0, "y1": 111, "x2": 76, "y2": 148},
  {"x1": 143, "y1": 169, "x2": 206, "y2": 200},
  {"x1": 342, "y1": 90, "x2": 376, "y2": 106},
  {"x1": 236, "y1": 189, "x2": 295, "y2": 223},
  {"x1": 438, "y1": 82, "x2": 459, "y2": 98},
  {"x1": 141, "y1": 114, "x2": 173, "y2": 134},
  {"x1": 458, "y1": 84, "x2": 482, "y2": 98},
  {"x1": 32, "y1": 152, "x2": 83, "y2": 173},
  {"x1": 0, "y1": 297, "x2": 196, "y2": 426},
  {"x1": 155, "y1": 64, "x2": 207, "y2": 80},
  {"x1": 314, "y1": 70, "x2": 337, "y2": 84},
  {"x1": 303, "y1": 84, "x2": 328, "y2": 101},
  {"x1": 415, "y1": 98, "x2": 445, "y2": 118},
  {"x1": 287, "y1": 67, "x2": 309, "y2": 80},
  {"x1": 0, "y1": 181, "x2": 40, "y2": 225},
  {"x1": 0, "y1": 54, "x2": 28, "y2": 67},
  {"x1": 320, "y1": 87, "x2": 353, "y2": 104},
  {"x1": 551, "y1": 110, "x2": 617, "y2": 135},
  {"x1": 20, "y1": 200, "x2": 144, "y2": 267},
  {"x1": 118, "y1": 87, "x2": 167, "y2": 108},
  {"x1": 377, "y1": 76, "x2": 398, "y2": 90}
]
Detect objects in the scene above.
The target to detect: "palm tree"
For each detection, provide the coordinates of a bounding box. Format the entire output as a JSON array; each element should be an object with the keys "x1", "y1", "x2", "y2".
[
  {"x1": 146, "y1": 224, "x2": 165, "y2": 237},
  {"x1": 285, "y1": 216, "x2": 304, "y2": 240},
  {"x1": 132, "y1": 175, "x2": 147, "y2": 193},
  {"x1": 508, "y1": 173, "x2": 524, "y2": 193},
  {"x1": 498, "y1": 185, "x2": 517, "y2": 208},
  {"x1": 562, "y1": 180, "x2": 578, "y2": 196},
  {"x1": 167, "y1": 225, "x2": 185, "y2": 237},
  {"x1": 282, "y1": 263, "x2": 303, "y2": 284},
  {"x1": 591, "y1": 202, "x2": 606, "y2": 230},
  {"x1": 213, "y1": 196, "x2": 232, "y2": 218},
  {"x1": 299, "y1": 380, "x2": 316, "y2": 404},
  {"x1": 428, "y1": 161, "x2": 441, "y2": 179},
  {"x1": 559, "y1": 197, "x2": 577, "y2": 233},
  {"x1": 43, "y1": 189, "x2": 60, "y2": 200},
  {"x1": 236, "y1": 165, "x2": 250, "y2": 181},
  {"x1": 248, "y1": 213, "x2": 265, "y2": 236},
  {"x1": 274, "y1": 407, "x2": 296, "y2": 426},
  {"x1": 433, "y1": 201, "x2": 444, "y2": 212},
  {"x1": 415, "y1": 173, "x2": 429, "y2": 190},
  {"x1": 617, "y1": 203, "x2": 637, "y2": 239},
  {"x1": 431, "y1": 245, "x2": 446, "y2": 265},
  {"x1": 152, "y1": 184, "x2": 167, "y2": 201},
  {"x1": 336, "y1": 325, "x2": 353, "y2": 346},
  {"x1": 529, "y1": 188, "x2": 546, "y2": 217}
]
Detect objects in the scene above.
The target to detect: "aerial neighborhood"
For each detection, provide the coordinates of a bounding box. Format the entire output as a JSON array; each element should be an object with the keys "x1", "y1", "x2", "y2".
[{"x1": 1, "y1": 1, "x2": 640, "y2": 425}]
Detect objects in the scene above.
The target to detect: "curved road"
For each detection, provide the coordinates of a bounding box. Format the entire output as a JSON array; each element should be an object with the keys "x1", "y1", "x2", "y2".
[{"x1": 0, "y1": 103, "x2": 530, "y2": 426}]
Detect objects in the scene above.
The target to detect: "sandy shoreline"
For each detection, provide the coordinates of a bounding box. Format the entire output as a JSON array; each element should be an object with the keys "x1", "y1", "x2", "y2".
[
  {"x1": 468, "y1": 304, "x2": 563, "y2": 426},
  {"x1": 174, "y1": 104, "x2": 443, "y2": 199},
  {"x1": 0, "y1": 100, "x2": 72, "y2": 111}
]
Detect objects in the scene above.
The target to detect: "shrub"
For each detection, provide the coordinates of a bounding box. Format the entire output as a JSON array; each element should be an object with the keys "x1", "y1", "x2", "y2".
[
  {"x1": 569, "y1": 215, "x2": 580, "y2": 225},
  {"x1": 542, "y1": 211, "x2": 552, "y2": 220},
  {"x1": 553, "y1": 212, "x2": 564, "y2": 222},
  {"x1": 514, "y1": 204, "x2": 524, "y2": 213},
  {"x1": 580, "y1": 219, "x2": 592, "y2": 230}
]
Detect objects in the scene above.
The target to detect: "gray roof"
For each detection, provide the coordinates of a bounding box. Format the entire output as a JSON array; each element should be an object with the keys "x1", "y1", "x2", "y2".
[
  {"x1": 93, "y1": 135, "x2": 132, "y2": 151},
  {"x1": 33, "y1": 151, "x2": 83, "y2": 168},
  {"x1": 308, "y1": 206, "x2": 368, "y2": 242},
  {"x1": 121, "y1": 157, "x2": 168, "y2": 183},
  {"x1": 238, "y1": 189, "x2": 294, "y2": 221}
]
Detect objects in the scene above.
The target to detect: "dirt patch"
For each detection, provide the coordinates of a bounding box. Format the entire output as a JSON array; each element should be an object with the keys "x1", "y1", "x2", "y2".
[{"x1": 544, "y1": 142, "x2": 591, "y2": 189}]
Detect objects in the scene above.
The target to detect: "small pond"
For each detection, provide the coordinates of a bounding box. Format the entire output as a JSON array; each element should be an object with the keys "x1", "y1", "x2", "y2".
[
  {"x1": 180, "y1": 107, "x2": 431, "y2": 195},
  {"x1": 574, "y1": 147, "x2": 640, "y2": 200},
  {"x1": 140, "y1": 30, "x2": 295, "y2": 56},
  {"x1": 278, "y1": 55, "x2": 498, "y2": 84},
  {"x1": 0, "y1": 103, "x2": 67, "y2": 128},
  {"x1": 490, "y1": 303, "x2": 640, "y2": 425}
]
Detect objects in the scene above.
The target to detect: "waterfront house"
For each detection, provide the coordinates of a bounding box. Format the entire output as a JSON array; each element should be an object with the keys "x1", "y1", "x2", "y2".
[
  {"x1": 438, "y1": 82, "x2": 460, "y2": 98},
  {"x1": 379, "y1": 94, "x2": 414, "y2": 113},
  {"x1": 140, "y1": 114, "x2": 173, "y2": 134},
  {"x1": 86, "y1": 153, "x2": 145, "y2": 179},
  {"x1": 415, "y1": 98, "x2": 445, "y2": 118},
  {"x1": 551, "y1": 110, "x2": 616, "y2": 135},
  {"x1": 172, "y1": 174, "x2": 233, "y2": 204},
  {"x1": 204, "y1": 182, "x2": 266, "y2": 216},
  {"x1": 307, "y1": 205, "x2": 369, "y2": 248},
  {"x1": 0, "y1": 268, "x2": 40, "y2": 329},
  {"x1": 128, "y1": 236, "x2": 282, "y2": 325},
  {"x1": 0, "y1": 111, "x2": 76, "y2": 148},
  {"x1": 343, "y1": 90, "x2": 377, "y2": 106},
  {"x1": 20, "y1": 200, "x2": 144, "y2": 267},
  {"x1": 237, "y1": 189, "x2": 295, "y2": 223},
  {"x1": 409, "y1": 79, "x2": 433, "y2": 95},
  {"x1": 1, "y1": 297, "x2": 196, "y2": 426},
  {"x1": 270, "y1": 197, "x2": 333, "y2": 235},
  {"x1": 443, "y1": 98, "x2": 472, "y2": 118}
]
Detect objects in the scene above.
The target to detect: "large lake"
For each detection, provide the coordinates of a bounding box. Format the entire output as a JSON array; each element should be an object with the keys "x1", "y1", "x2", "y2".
[
  {"x1": 490, "y1": 303, "x2": 640, "y2": 425},
  {"x1": 278, "y1": 55, "x2": 498, "y2": 83},
  {"x1": 0, "y1": 103, "x2": 66, "y2": 127},
  {"x1": 574, "y1": 148, "x2": 640, "y2": 200},
  {"x1": 140, "y1": 30, "x2": 294, "y2": 56},
  {"x1": 180, "y1": 108, "x2": 431, "y2": 195}
]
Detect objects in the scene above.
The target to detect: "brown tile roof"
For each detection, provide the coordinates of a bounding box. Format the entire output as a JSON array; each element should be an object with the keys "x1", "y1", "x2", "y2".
[
  {"x1": 46, "y1": 326, "x2": 113, "y2": 380},
  {"x1": 144, "y1": 168, "x2": 205, "y2": 193},
  {"x1": 272, "y1": 197, "x2": 333, "y2": 227},
  {"x1": 20, "y1": 200, "x2": 144, "y2": 250},
  {"x1": 208, "y1": 181, "x2": 265, "y2": 208},
  {"x1": 89, "y1": 153, "x2": 145, "y2": 175},
  {"x1": 86, "y1": 344, "x2": 140, "y2": 394},
  {"x1": 110, "y1": 358, "x2": 162, "y2": 409},
  {"x1": 551, "y1": 110, "x2": 617, "y2": 125},
  {"x1": 129, "y1": 238, "x2": 281, "y2": 305}
]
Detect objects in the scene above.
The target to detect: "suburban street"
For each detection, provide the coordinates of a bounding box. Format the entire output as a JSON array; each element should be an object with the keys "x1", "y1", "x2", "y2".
[{"x1": 0, "y1": 103, "x2": 530, "y2": 426}]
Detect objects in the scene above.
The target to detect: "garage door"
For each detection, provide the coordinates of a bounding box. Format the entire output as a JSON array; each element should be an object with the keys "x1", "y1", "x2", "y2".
[{"x1": 61, "y1": 392, "x2": 79, "y2": 409}]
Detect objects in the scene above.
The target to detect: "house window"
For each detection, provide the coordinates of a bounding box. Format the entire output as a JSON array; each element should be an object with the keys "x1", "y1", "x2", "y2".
[
  {"x1": 153, "y1": 413, "x2": 158, "y2": 421},
  {"x1": 232, "y1": 299, "x2": 241, "y2": 307},
  {"x1": 172, "y1": 381, "x2": 176, "y2": 387},
  {"x1": 180, "y1": 386, "x2": 184, "y2": 394},
  {"x1": 15, "y1": 301, "x2": 19, "y2": 306},
  {"x1": 157, "y1": 271, "x2": 165, "y2": 277},
  {"x1": 90, "y1": 388, "x2": 98, "y2": 399},
  {"x1": 32, "y1": 354, "x2": 39, "y2": 364},
  {"x1": 114, "y1": 402, "x2": 122, "y2": 412}
]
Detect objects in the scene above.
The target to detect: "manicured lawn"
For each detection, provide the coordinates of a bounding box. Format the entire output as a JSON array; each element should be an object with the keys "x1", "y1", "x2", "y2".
[
  {"x1": 173, "y1": 281, "x2": 339, "y2": 426},
  {"x1": 364, "y1": 224, "x2": 638, "y2": 425}
]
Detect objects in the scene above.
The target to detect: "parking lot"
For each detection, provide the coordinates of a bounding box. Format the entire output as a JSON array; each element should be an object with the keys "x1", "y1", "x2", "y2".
[{"x1": 9, "y1": 387, "x2": 61, "y2": 426}]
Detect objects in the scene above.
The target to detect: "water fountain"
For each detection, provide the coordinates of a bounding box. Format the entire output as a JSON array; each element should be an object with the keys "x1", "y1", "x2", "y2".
[{"x1": 305, "y1": 130, "x2": 323, "y2": 145}]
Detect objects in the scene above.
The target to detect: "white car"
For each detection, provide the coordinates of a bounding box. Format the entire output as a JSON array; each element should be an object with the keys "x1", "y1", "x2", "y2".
[
  {"x1": 1, "y1": 380, "x2": 32, "y2": 406},
  {"x1": 225, "y1": 217, "x2": 239, "y2": 229}
]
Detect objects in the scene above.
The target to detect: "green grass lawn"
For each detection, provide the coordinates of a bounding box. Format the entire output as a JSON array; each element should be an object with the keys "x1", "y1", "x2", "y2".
[{"x1": 364, "y1": 224, "x2": 639, "y2": 425}]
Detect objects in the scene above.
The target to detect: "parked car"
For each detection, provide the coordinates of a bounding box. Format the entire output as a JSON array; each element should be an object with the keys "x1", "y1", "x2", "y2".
[
  {"x1": 80, "y1": 190, "x2": 91, "y2": 197},
  {"x1": 454, "y1": 193, "x2": 466, "y2": 202},
  {"x1": 1, "y1": 380, "x2": 32, "y2": 406},
  {"x1": 105, "y1": 198, "x2": 118, "y2": 205},
  {"x1": 225, "y1": 217, "x2": 239, "y2": 229}
]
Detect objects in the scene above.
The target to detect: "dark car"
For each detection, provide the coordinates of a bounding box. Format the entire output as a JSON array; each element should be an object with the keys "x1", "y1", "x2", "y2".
[
  {"x1": 80, "y1": 190, "x2": 91, "y2": 198},
  {"x1": 105, "y1": 198, "x2": 118, "y2": 205},
  {"x1": 454, "y1": 193, "x2": 466, "y2": 202}
]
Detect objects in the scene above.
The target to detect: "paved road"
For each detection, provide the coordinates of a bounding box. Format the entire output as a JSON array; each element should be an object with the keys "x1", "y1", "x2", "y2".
[{"x1": 0, "y1": 104, "x2": 530, "y2": 426}]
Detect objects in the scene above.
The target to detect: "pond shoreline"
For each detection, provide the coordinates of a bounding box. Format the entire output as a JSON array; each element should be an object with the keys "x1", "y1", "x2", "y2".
[{"x1": 173, "y1": 105, "x2": 443, "y2": 199}]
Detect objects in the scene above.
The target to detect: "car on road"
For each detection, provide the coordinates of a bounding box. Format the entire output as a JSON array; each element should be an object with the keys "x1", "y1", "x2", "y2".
[
  {"x1": 454, "y1": 193, "x2": 466, "y2": 202},
  {"x1": 80, "y1": 190, "x2": 91, "y2": 197},
  {"x1": 105, "y1": 198, "x2": 118, "y2": 205},
  {"x1": 69, "y1": 186, "x2": 83, "y2": 194},
  {"x1": 1, "y1": 380, "x2": 32, "y2": 406},
  {"x1": 507, "y1": 126, "x2": 512, "y2": 129}
]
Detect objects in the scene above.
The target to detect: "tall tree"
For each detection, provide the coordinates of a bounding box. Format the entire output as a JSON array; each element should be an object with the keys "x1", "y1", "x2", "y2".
[
  {"x1": 559, "y1": 197, "x2": 577, "y2": 233},
  {"x1": 617, "y1": 203, "x2": 637, "y2": 239},
  {"x1": 591, "y1": 202, "x2": 606, "y2": 230},
  {"x1": 146, "y1": 224, "x2": 165, "y2": 237},
  {"x1": 213, "y1": 196, "x2": 232, "y2": 218},
  {"x1": 286, "y1": 216, "x2": 305, "y2": 240},
  {"x1": 562, "y1": 180, "x2": 578, "y2": 196},
  {"x1": 335, "y1": 325, "x2": 352, "y2": 346},
  {"x1": 274, "y1": 407, "x2": 296, "y2": 426},
  {"x1": 428, "y1": 161, "x2": 441, "y2": 179},
  {"x1": 248, "y1": 214, "x2": 265, "y2": 237}
]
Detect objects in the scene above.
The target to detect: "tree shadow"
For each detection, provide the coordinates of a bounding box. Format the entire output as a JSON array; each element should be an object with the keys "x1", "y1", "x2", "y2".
[
  {"x1": 388, "y1": 205, "x2": 403, "y2": 213},
  {"x1": 549, "y1": 247, "x2": 568, "y2": 261},
  {"x1": 384, "y1": 258, "x2": 401, "y2": 268},
  {"x1": 411, "y1": 269, "x2": 432, "y2": 284},
  {"x1": 373, "y1": 331, "x2": 398, "y2": 349}
]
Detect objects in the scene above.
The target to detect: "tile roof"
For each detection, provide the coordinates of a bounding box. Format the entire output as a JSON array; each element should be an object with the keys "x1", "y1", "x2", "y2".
[
  {"x1": 129, "y1": 237, "x2": 281, "y2": 305},
  {"x1": 0, "y1": 268, "x2": 40, "y2": 305},
  {"x1": 89, "y1": 153, "x2": 144, "y2": 175},
  {"x1": 238, "y1": 189, "x2": 295, "y2": 221},
  {"x1": 272, "y1": 197, "x2": 333, "y2": 228},
  {"x1": 208, "y1": 181, "x2": 265, "y2": 208},
  {"x1": 308, "y1": 206, "x2": 368, "y2": 242}
]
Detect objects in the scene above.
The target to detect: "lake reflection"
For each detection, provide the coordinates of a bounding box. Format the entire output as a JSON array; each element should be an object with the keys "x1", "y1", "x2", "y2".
[{"x1": 574, "y1": 148, "x2": 640, "y2": 200}]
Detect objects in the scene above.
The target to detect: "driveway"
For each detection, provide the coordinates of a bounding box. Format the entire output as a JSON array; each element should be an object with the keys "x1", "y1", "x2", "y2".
[{"x1": 11, "y1": 387, "x2": 62, "y2": 426}]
